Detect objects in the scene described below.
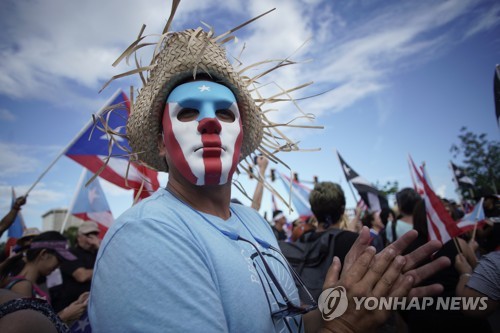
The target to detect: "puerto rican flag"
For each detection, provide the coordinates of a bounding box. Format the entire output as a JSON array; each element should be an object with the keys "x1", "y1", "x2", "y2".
[
  {"x1": 277, "y1": 172, "x2": 313, "y2": 221},
  {"x1": 456, "y1": 197, "x2": 487, "y2": 233},
  {"x1": 71, "y1": 170, "x2": 113, "y2": 238},
  {"x1": 408, "y1": 155, "x2": 462, "y2": 243},
  {"x1": 7, "y1": 187, "x2": 25, "y2": 238},
  {"x1": 65, "y1": 90, "x2": 159, "y2": 200}
]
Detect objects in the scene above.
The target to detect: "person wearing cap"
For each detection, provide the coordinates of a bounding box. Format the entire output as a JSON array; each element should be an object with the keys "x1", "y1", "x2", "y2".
[
  {"x1": 14, "y1": 227, "x2": 41, "y2": 253},
  {"x1": 272, "y1": 210, "x2": 288, "y2": 241},
  {"x1": 49, "y1": 222, "x2": 101, "y2": 314},
  {"x1": 0, "y1": 231, "x2": 88, "y2": 324},
  {"x1": 89, "y1": 4, "x2": 449, "y2": 333}
]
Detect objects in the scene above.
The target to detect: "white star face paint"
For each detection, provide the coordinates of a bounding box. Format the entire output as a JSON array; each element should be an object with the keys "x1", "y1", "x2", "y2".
[{"x1": 161, "y1": 81, "x2": 243, "y2": 186}]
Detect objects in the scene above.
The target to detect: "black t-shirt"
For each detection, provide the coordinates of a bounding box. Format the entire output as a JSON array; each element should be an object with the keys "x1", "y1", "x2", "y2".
[{"x1": 50, "y1": 246, "x2": 97, "y2": 313}]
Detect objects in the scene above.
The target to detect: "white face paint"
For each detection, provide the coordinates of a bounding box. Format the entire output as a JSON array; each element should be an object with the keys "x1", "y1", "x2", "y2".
[{"x1": 162, "y1": 81, "x2": 243, "y2": 186}]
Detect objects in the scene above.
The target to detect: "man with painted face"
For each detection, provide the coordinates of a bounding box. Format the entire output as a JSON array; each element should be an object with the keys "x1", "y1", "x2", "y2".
[
  {"x1": 161, "y1": 79, "x2": 243, "y2": 188},
  {"x1": 89, "y1": 13, "x2": 449, "y2": 333}
]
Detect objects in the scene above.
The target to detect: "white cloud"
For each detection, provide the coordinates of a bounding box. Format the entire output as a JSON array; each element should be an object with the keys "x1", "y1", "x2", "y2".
[
  {"x1": 0, "y1": 0, "x2": 495, "y2": 122},
  {"x1": 464, "y1": 3, "x2": 500, "y2": 38},
  {"x1": 0, "y1": 143, "x2": 41, "y2": 176},
  {"x1": 436, "y1": 184, "x2": 447, "y2": 198},
  {"x1": 0, "y1": 108, "x2": 15, "y2": 121}
]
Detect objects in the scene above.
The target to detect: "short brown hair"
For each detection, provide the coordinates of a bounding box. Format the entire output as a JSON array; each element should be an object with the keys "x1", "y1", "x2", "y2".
[{"x1": 309, "y1": 182, "x2": 345, "y2": 225}]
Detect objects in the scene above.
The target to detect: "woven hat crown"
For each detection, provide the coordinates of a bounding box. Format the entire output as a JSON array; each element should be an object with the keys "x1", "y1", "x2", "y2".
[{"x1": 127, "y1": 29, "x2": 263, "y2": 172}]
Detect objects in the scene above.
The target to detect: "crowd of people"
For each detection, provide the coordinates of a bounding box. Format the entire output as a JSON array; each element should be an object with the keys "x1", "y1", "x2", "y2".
[
  {"x1": 0, "y1": 166, "x2": 498, "y2": 332},
  {"x1": 0, "y1": 204, "x2": 101, "y2": 332},
  {"x1": 268, "y1": 177, "x2": 500, "y2": 332}
]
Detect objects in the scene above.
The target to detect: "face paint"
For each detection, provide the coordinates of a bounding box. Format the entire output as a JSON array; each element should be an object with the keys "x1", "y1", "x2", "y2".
[{"x1": 162, "y1": 81, "x2": 243, "y2": 186}]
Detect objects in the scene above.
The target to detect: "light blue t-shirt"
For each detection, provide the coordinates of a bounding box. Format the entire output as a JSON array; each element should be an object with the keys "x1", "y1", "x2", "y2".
[
  {"x1": 385, "y1": 219, "x2": 413, "y2": 243},
  {"x1": 89, "y1": 188, "x2": 303, "y2": 332}
]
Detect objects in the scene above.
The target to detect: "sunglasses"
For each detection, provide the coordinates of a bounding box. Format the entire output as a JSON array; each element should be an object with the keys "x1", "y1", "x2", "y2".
[{"x1": 237, "y1": 236, "x2": 318, "y2": 320}]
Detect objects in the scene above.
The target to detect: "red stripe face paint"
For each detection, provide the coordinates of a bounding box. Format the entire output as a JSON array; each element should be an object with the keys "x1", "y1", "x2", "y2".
[{"x1": 162, "y1": 81, "x2": 243, "y2": 185}]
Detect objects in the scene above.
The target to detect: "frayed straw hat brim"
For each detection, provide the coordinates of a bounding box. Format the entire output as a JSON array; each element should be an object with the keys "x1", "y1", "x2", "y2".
[{"x1": 127, "y1": 29, "x2": 262, "y2": 172}]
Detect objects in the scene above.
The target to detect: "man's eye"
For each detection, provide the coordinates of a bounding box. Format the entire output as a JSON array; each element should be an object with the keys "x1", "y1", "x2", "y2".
[
  {"x1": 216, "y1": 109, "x2": 235, "y2": 123},
  {"x1": 177, "y1": 108, "x2": 199, "y2": 122}
]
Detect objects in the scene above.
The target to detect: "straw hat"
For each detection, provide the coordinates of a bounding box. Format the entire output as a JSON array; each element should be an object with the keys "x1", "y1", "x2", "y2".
[
  {"x1": 127, "y1": 29, "x2": 263, "y2": 172},
  {"x1": 98, "y1": 2, "x2": 322, "y2": 205}
]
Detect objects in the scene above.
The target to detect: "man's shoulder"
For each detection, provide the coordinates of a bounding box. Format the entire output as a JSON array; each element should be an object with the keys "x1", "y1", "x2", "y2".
[{"x1": 335, "y1": 229, "x2": 359, "y2": 244}]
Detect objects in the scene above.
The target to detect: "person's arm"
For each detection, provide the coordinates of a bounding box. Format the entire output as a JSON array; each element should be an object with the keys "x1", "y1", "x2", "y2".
[
  {"x1": 346, "y1": 206, "x2": 362, "y2": 232},
  {"x1": 57, "y1": 292, "x2": 89, "y2": 323},
  {"x1": 314, "y1": 227, "x2": 449, "y2": 333},
  {"x1": 251, "y1": 156, "x2": 269, "y2": 211},
  {"x1": 455, "y1": 253, "x2": 498, "y2": 317},
  {"x1": 457, "y1": 237, "x2": 477, "y2": 268},
  {"x1": 0, "y1": 196, "x2": 27, "y2": 237},
  {"x1": 71, "y1": 268, "x2": 94, "y2": 283},
  {"x1": 0, "y1": 289, "x2": 58, "y2": 333}
]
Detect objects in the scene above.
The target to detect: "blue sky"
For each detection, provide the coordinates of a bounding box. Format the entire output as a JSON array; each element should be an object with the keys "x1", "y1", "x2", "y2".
[{"x1": 0, "y1": 0, "x2": 499, "y2": 232}]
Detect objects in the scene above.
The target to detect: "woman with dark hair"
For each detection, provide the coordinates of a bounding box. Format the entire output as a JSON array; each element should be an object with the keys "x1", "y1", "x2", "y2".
[
  {"x1": 0, "y1": 231, "x2": 88, "y2": 325},
  {"x1": 361, "y1": 211, "x2": 385, "y2": 252},
  {"x1": 401, "y1": 200, "x2": 492, "y2": 332},
  {"x1": 386, "y1": 188, "x2": 421, "y2": 243},
  {"x1": 379, "y1": 207, "x2": 396, "y2": 246}
]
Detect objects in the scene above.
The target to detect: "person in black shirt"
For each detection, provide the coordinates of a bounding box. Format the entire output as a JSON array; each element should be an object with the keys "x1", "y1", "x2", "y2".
[
  {"x1": 271, "y1": 210, "x2": 288, "y2": 241},
  {"x1": 50, "y1": 222, "x2": 101, "y2": 313}
]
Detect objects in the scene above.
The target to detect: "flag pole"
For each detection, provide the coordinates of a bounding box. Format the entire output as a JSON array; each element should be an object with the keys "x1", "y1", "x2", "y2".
[
  {"x1": 452, "y1": 237, "x2": 463, "y2": 254},
  {"x1": 449, "y1": 161, "x2": 465, "y2": 205},
  {"x1": 61, "y1": 169, "x2": 88, "y2": 233},
  {"x1": 471, "y1": 197, "x2": 484, "y2": 241},
  {"x1": 335, "y1": 150, "x2": 359, "y2": 205},
  {"x1": 24, "y1": 89, "x2": 123, "y2": 196}
]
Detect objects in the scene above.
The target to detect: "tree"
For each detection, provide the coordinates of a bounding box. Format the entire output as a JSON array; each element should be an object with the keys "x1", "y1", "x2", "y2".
[
  {"x1": 375, "y1": 180, "x2": 399, "y2": 197},
  {"x1": 63, "y1": 226, "x2": 79, "y2": 248},
  {"x1": 375, "y1": 180, "x2": 399, "y2": 207},
  {"x1": 450, "y1": 127, "x2": 500, "y2": 199}
]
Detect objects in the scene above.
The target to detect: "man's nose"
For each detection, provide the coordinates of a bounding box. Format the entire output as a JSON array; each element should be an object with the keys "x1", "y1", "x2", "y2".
[{"x1": 198, "y1": 117, "x2": 222, "y2": 134}]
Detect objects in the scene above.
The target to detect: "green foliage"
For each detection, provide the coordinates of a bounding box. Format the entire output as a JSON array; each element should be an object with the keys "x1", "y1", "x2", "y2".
[
  {"x1": 375, "y1": 180, "x2": 399, "y2": 197},
  {"x1": 63, "y1": 226, "x2": 79, "y2": 248},
  {"x1": 450, "y1": 127, "x2": 500, "y2": 198}
]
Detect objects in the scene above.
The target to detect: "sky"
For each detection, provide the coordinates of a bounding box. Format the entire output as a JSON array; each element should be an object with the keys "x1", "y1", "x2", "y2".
[{"x1": 0, "y1": 0, "x2": 499, "y2": 233}]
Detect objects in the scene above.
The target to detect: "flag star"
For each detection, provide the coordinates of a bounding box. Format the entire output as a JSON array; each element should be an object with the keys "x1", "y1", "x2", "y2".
[
  {"x1": 99, "y1": 126, "x2": 126, "y2": 142},
  {"x1": 198, "y1": 85, "x2": 211, "y2": 92},
  {"x1": 88, "y1": 187, "x2": 99, "y2": 204},
  {"x1": 343, "y1": 165, "x2": 351, "y2": 176},
  {"x1": 76, "y1": 316, "x2": 89, "y2": 332}
]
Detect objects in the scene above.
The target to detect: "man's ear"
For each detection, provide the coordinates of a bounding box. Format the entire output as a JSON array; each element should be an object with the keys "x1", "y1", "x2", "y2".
[{"x1": 158, "y1": 133, "x2": 167, "y2": 157}]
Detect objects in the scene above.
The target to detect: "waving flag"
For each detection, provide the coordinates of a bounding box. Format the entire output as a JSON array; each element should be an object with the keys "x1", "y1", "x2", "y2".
[
  {"x1": 456, "y1": 198, "x2": 486, "y2": 233},
  {"x1": 450, "y1": 161, "x2": 475, "y2": 203},
  {"x1": 277, "y1": 172, "x2": 313, "y2": 221},
  {"x1": 7, "y1": 187, "x2": 25, "y2": 238},
  {"x1": 408, "y1": 156, "x2": 462, "y2": 243},
  {"x1": 70, "y1": 170, "x2": 114, "y2": 238},
  {"x1": 65, "y1": 89, "x2": 159, "y2": 200},
  {"x1": 337, "y1": 151, "x2": 388, "y2": 212}
]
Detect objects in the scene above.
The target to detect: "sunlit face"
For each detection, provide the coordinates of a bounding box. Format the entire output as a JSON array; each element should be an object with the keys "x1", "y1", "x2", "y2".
[{"x1": 161, "y1": 81, "x2": 243, "y2": 186}]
